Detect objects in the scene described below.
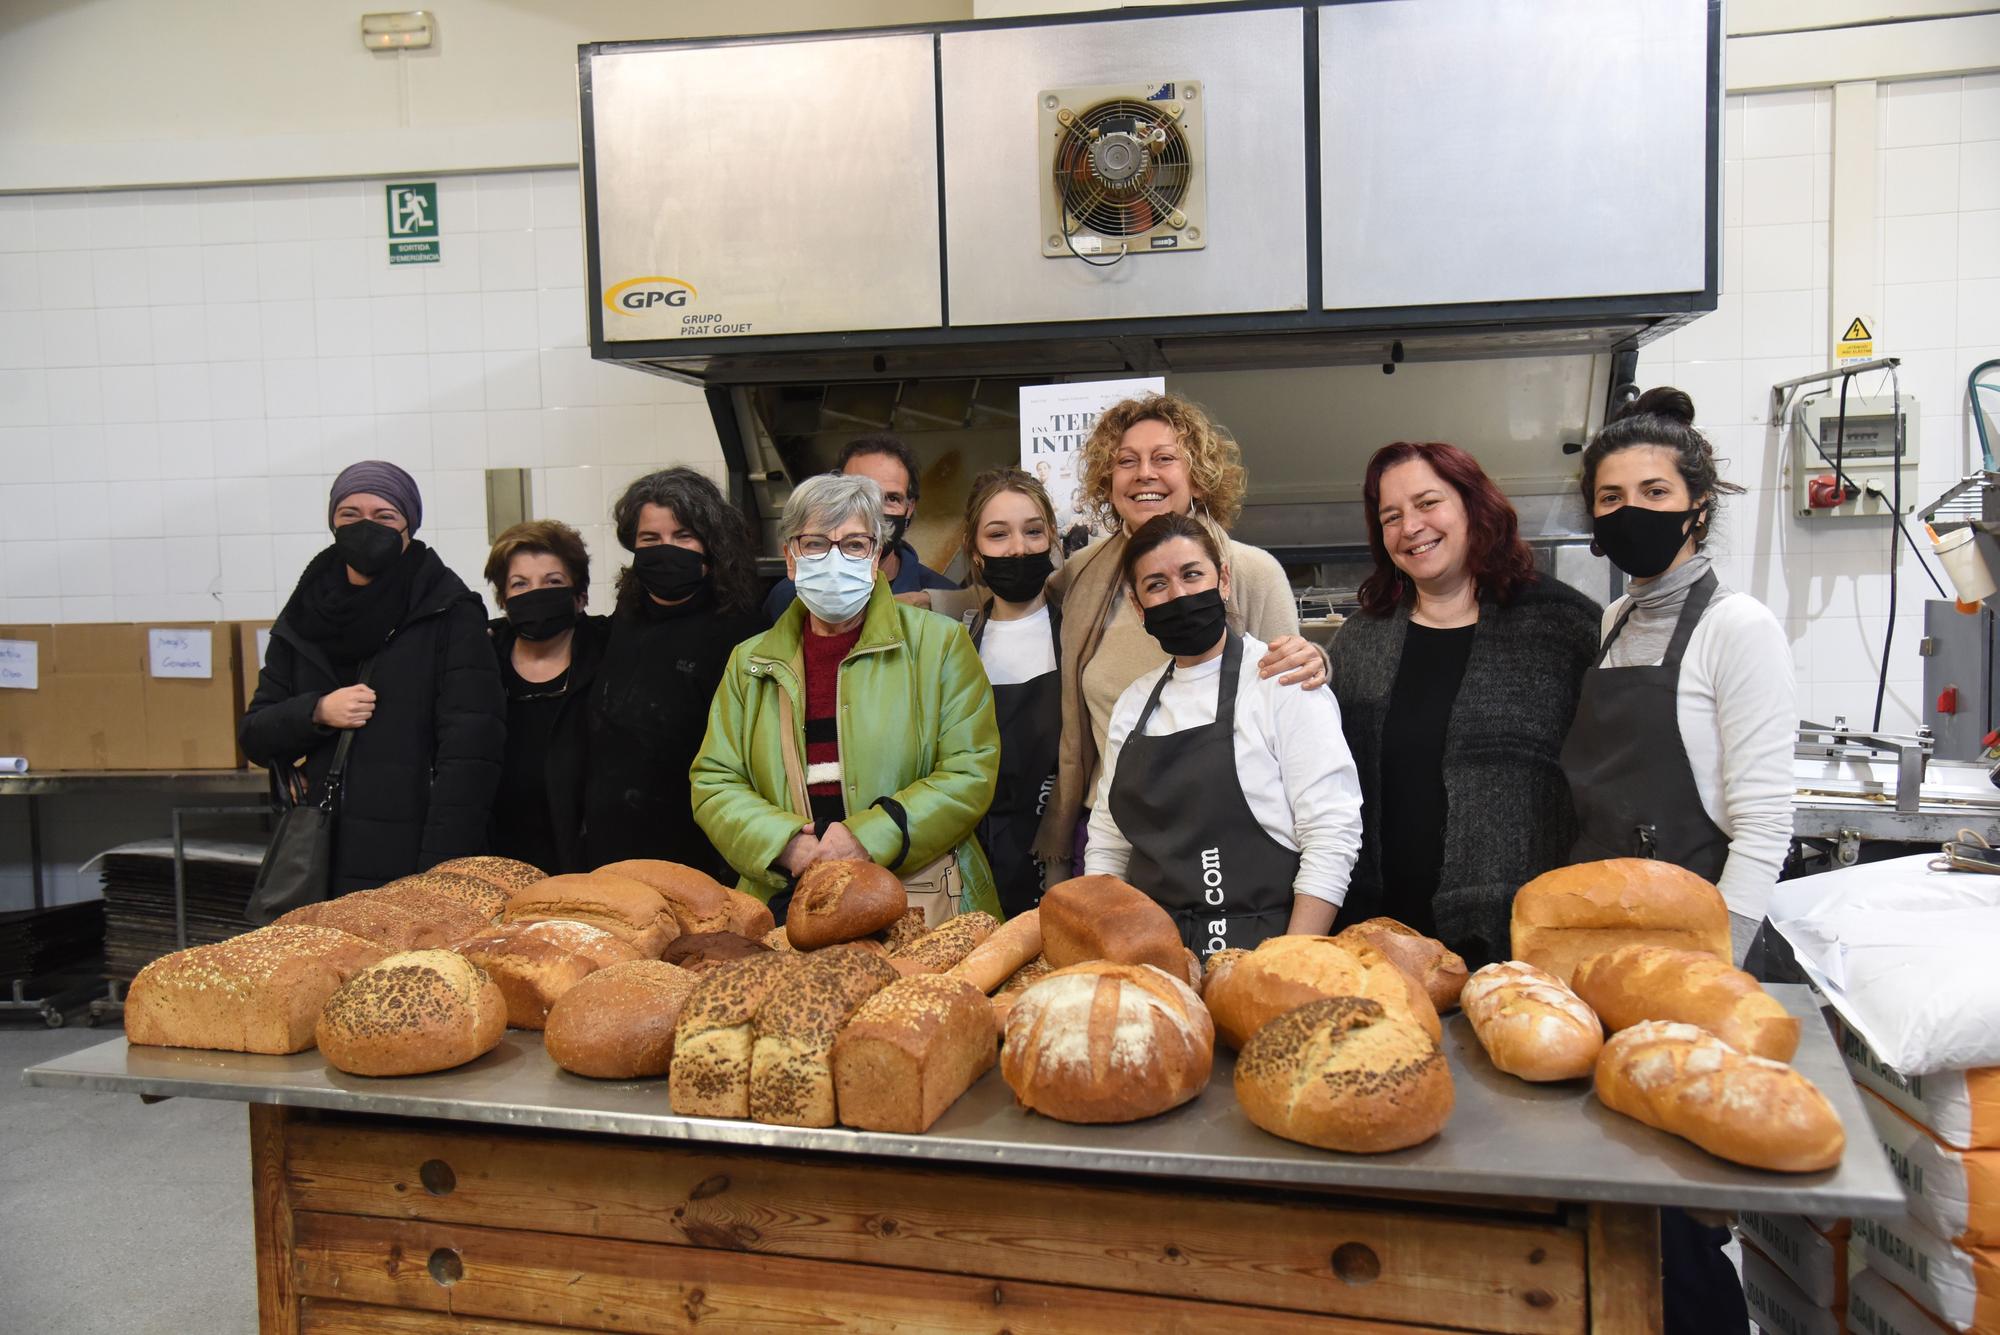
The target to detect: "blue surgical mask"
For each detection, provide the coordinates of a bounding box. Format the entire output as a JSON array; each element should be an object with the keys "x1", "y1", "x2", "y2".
[{"x1": 793, "y1": 547, "x2": 876, "y2": 623}]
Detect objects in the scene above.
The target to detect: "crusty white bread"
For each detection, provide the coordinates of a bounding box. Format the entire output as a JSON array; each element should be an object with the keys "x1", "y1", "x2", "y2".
[
  {"x1": 1461, "y1": 960, "x2": 1603, "y2": 1082},
  {"x1": 950, "y1": 909, "x2": 1041, "y2": 993},
  {"x1": 1511, "y1": 859, "x2": 1730, "y2": 985},
  {"x1": 1000, "y1": 962, "x2": 1212, "y2": 1124},
  {"x1": 1573, "y1": 944, "x2": 1800, "y2": 1062},
  {"x1": 1202, "y1": 935, "x2": 1441, "y2": 1050},
  {"x1": 1334, "y1": 917, "x2": 1470, "y2": 1013}
]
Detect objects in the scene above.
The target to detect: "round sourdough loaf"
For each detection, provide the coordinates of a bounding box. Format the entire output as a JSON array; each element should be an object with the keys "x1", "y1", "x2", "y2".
[
  {"x1": 785, "y1": 860, "x2": 908, "y2": 948},
  {"x1": 595, "y1": 859, "x2": 736, "y2": 935},
  {"x1": 429, "y1": 855, "x2": 547, "y2": 895},
  {"x1": 1234, "y1": 996, "x2": 1455, "y2": 1153},
  {"x1": 315, "y1": 949, "x2": 507, "y2": 1076},
  {"x1": 1203, "y1": 935, "x2": 1441, "y2": 1050},
  {"x1": 544, "y1": 960, "x2": 700, "y2": 1079},
  {"x1": 1334, "y1": 917, "x2": 1470, "y2": 1013},
  {"x1": 1000, "y1": 961, "x2": 1213, "y2": 1123}
]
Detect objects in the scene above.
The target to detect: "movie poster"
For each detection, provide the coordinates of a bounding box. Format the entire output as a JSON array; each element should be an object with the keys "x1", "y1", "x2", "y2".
[{"x1": 1018, "y1": 376, "x2": 1165, "y2": 555}]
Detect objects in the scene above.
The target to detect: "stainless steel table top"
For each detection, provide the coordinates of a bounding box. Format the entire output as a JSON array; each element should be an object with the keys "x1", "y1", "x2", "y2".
[
  {"x1": 23, "y1": 983, "x2": 1904, "y2": 1216},
  {"x1": 0, "y1": 769, "x2": 267, "y2": 797}
]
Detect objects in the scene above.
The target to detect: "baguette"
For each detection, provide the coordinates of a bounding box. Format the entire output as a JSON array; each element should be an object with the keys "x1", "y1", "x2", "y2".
[
  {"x1": 1594, "y1": 1021, "x2": 1846, "y2": 1172},
  {"x1": 1461, "y1": 961, "x2": 1603, "y2": 1082},
  {"x1": 949, "y1": 909, "x2": 1041, "y2": 993},
  {"x1": 1572, "y1": 944, "x2": 1800, "y2": 1062}
]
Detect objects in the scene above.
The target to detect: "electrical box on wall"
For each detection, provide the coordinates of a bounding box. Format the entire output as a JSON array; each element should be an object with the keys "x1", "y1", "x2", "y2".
[{"x1": 1790, "y1": 392, "x2": 1920, "y2": 519}]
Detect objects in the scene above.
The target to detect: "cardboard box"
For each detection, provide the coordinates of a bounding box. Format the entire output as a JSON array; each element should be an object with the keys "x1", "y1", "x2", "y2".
[
  {"x1": 0, "y1": 625, "x2": 54, "y2": 766},
  {"x1": 238, "y1": 620, "x2": 274, "y2": 711},
  {"x1": 142, "y1": 624, "x2": 242, "y2": 769},
  {"x1": 1741, "y1": 1238, "x2": 1844, "y2": 1335},
  {"x1": 0, "y1": 623, "x2": 243, "y2": 772},
  {"x1": 48, "y1": 624, "x2": 150, "y2": 769}
]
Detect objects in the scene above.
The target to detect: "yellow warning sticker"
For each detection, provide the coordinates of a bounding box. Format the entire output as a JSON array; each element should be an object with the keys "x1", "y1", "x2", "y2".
[{"x1": 1836, "y1": 316, "x2": 1874, "y2": 361}]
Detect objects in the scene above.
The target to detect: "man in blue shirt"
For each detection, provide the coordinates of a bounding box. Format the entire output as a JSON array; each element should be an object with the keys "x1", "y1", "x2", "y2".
[{"x1": 761, "y1": 433, "x2": 961, "y2": 622}]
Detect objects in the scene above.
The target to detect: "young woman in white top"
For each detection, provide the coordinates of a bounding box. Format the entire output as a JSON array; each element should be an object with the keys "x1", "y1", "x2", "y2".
[
  {"x1": 1086, "y1": 513, "x2": 1364, "y2": 957},
  {"x1": 1559, "y1": 386, "x2": 1796, "y2": 972},
  {"x1": 957, "y1": 467, "x2": 1063, "y2": 917}
]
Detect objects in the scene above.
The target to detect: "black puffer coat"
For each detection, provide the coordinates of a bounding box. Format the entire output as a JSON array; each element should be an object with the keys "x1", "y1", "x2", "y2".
[
  {"x1": 487, "y1": 612, "x2": 608, "y2": 875},
  {"x1": 241, "y1": 548, "x2": 506, "y2": 894}
]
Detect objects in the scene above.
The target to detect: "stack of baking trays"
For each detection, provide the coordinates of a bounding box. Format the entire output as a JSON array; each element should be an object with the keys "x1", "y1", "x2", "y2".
[
  {"x1": 94, "y1": 839, "x2": 263, "y2": 979},
  {"x1": 0, "y1": 900, "x2": 104, "y2": 980}
]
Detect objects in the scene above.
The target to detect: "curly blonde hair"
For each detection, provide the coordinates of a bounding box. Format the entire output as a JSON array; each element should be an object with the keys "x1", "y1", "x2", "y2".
[{"x1": 1077, "y1": 393, "x2": 1247, "y2": 532}]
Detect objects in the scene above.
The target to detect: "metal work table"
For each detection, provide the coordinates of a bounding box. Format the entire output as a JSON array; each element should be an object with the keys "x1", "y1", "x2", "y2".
[{"x1": 1793, "y1": 721, "x2": 2000, "y2": 857}]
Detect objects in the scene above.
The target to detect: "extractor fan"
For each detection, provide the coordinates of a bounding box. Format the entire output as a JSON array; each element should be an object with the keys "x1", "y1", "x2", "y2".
[{"x1": 1039, "y1": 80, "x2": 1207, "y2": 264}]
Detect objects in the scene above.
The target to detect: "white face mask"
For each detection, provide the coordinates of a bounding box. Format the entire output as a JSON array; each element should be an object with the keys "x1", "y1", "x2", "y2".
[{"x1": 793, "y1": 547, "x2": 876, "y2": 622}]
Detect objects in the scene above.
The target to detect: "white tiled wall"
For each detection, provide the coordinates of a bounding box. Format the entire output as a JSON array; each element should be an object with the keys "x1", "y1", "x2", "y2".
[
  {"x1": 1635, "y1": 75, "x2": 2000, "y2": 732},
  {"x1": 0, "y1": 170, "x2": 725, "y2": 626}
]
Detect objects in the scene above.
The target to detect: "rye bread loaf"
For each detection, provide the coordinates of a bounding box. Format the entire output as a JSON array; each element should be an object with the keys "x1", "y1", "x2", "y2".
[
  {"x1": 723, "y1": 889, "x2": 776, "y2": 940},
  {"x1": 1461, "y1": 960, "x2": 1604, "y2": 1082},
  {"x1": 1039, "y1": 876, "x2": 1184, "y2": 976},
  {"x1": 273, "y1": 891, "x2": 456, "y2": 951},
  {"x1": 315, "y1": 949, "x2": 507, "y2": 1076},
  {"x1": 670, "y1": 952, "x2": 807, "y2": 1117},
  {"x1": 1234, "y1": 996, "x2": 1455, "y2": 1153},
  {"x1": 502, "y1": 873, "x2": 678, "y2": 957},
  {"x1": 786, "y1": 860, "x2": 908, "y2": 949},
  {"x1": 595, "y1": 859, "x2": 735, "y2": 935},
  {"x1": 1334, "y1": 917, "x2": 1470, "y2": 1013},
  {"x1": 124, "y1": 924, "x2": 388, "y2": 1054},
  {"x1": 661, "y1": 931, "x2": 773, "y2": 973},
  {"x1": 749, "y1": 946, "x2": 900, "y2": 1126},
  {"x1": 1000, "y1": 961, "x2": 1213, "y2": 1124},
  {"x1": 428, "y1": 855, "x2": 546, "y2": 895},
  {"x1": 1572, "y1": 943, "x2": 1800, "y2": 1061},
  {"x1": 543, "y1": 960, "x2": 699, "y2": 1079},
  {"x1": 834, "y1": 975, "x2": 998, "y2": 1132},
  {"x1": 452, "y1": 919, "x2": 643, "y2": 1029},
  {"x1": 381, "y1": 870, "x2": 510, "y2": 922},
  {"x1": 890, "y1": 911, "x2": 998, "y2": 976},
  {"x1": 1202, "y1": 935, "x2": 1441, "y2": 1050},
  {"x1": 1511, "y1": 858, "x2": 1731, "y2": 986}
]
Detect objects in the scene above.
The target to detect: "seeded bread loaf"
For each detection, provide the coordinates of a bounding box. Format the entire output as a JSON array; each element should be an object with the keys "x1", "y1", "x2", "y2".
[
  {"x1": 1334, "y1": 917, "x2": 1470, "y2": 1013},
  {"x1": 786, "y1": 860, "x2": 908, "y2": 949},
  {"x1": 1234, "y1": 996, "x2": 1455, "y2": 1153},
  {"x1": 670, "y1": 953, "x2": 807, "y2": 1117},
  {"x1": 762, "y1": 926, "x2": 795, "y2": 952},
  {"x1": 661, "y1": 931, "x2": 774, "y2": 973},
  {"x1": 1203, "y1": 935, "x2": 1441, "y2": 1050},
  {"x1": 749, "y1": 946, "x2": 901, "y2": 1126},
  {"x1": 502, "y1": 873, "x2": 678, "y2": 957},
  {"x1": 1573, "y1": 943, "x2": 1800, "y2": 1062},
  {"x1": 881, "y1": 907, "x2": 931, "y2": 954},
  {"x1": 360, "y1": 882, "x2": 496, "y2": 940},
  {"x1": 1000, "y1": 961, "x2": 1213, "y2": 1124},
  {"x1": 452, "y1": 919, "x2": 643, "y2": 1029},
  {"x1": 544, "y1": 960, "x2": 699, "y2": 1079},
  {"x1": 380, "y1": 870, "x2": 510, "y2": 922},
  {"x1": 428, "y1": 855, "x2": 546, "y2": 896},
  {"x1": 989, "y1": 953, "x2": 1054, "y2": 1028},
  {"x1": 834, "y1": 975, "x2": 998, "y2": 1132},
  {"x1": 315, "y1": 949, "x2": 508, "y2": 1076},
  {"x1": 890, "y1": 911, "x2": 998, "y2": 976},
  {"x1": 273, "y1": 892, "x2": 457, "y2": 951},
  {"x1": 124, "y1": 924, "x2": 388, "y2": 1054},
  {"x1": 1039, "y1": 876, "x2": 1184, "y2": 976},
  {"x1": 1461, "y1": 960, "x2": 1604, "y2": 1082},
  {"x1": 595, "y1": 859, "x2": 735, "y2": 935}
]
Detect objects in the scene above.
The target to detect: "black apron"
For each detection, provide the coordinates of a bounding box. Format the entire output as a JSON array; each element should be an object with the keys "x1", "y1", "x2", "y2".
[
  {"x1": 972, "y1": 604, "x2": 1063, "y2": 919},
  {"x1": 1557, "y1": 567, "x2": 1747, "y2": 1335},
  {"x1": 1106, "y1": 633, "x2": 1298, "y2": 958}
]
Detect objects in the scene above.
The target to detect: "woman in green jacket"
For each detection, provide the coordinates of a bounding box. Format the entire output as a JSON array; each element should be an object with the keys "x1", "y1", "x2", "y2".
[{"x1": 690, "y1": 473, "x2": 1003, "y2": 922}]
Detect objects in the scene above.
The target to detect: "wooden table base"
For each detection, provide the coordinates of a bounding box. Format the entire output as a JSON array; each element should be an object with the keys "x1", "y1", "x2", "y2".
[{"x1": 249, "y1": 1104, "x2": 1663, "y2": 1334}]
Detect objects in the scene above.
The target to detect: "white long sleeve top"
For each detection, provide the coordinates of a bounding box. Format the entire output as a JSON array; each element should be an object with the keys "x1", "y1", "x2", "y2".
[
  {"x1": 1596, "y1": 584, "x2": 1797, "y2": 923},
  {"x1": 1084, "y1": 632, "x2": 1364, "y2": 906}
]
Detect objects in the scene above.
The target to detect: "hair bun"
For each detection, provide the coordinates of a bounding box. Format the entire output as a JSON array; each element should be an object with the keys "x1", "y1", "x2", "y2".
[{"x1": 1616, "y1": 386, "x2": 1697, "y2": 427}]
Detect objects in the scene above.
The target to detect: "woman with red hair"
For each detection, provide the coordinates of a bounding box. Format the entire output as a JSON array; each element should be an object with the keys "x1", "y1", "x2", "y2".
[{"x1": 1327, "y1": 441, "x2": 1600, "y2": 967}]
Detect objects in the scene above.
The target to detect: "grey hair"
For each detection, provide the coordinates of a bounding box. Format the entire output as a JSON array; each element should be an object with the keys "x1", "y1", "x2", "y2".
[{"x1": 781, "y1": 472, "x2": 888, "y2": 549}]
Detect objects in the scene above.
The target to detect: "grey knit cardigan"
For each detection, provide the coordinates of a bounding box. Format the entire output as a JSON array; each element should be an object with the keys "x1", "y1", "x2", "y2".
[{"x1": 1327, "y1": 575, "x2": 1603, "y2": 968}]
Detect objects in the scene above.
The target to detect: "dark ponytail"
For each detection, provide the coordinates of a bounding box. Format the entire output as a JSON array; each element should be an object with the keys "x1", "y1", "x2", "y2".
[{"x1": 1579, "y1": 386, "x2": 1745, "y2": 548}]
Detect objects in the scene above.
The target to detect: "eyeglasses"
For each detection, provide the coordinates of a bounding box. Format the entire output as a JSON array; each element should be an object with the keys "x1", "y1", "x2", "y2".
[{"x1": 790, "y1": 533, "x2": 878, "y2": 560}]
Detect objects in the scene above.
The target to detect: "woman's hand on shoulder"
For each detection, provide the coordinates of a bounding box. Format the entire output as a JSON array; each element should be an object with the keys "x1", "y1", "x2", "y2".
[
  {"x1": 894, "y1": 591, "x2": 932, "y2": 610},
  {"x1": 1258, "y1": 634, "x2": 1328, "y2": 690}
]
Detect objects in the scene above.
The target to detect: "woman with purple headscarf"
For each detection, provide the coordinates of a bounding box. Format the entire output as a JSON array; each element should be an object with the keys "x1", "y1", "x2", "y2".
[{"x1": 240, "y1": 461, "x2": 505, "y2": 894}]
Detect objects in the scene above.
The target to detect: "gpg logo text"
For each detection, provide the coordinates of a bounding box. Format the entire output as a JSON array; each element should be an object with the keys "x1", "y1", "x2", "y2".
[{"x1": 603, "y1": 276, "x2": 698, "y2": 314}]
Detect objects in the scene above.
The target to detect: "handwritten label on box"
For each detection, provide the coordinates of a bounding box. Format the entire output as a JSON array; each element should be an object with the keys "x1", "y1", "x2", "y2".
[
  {"x1": 148, "y1": 628, "x2": 213, "y2": 680},
  {"x1": 0, "y1": 640, "x2": 38, "y2": 690}
]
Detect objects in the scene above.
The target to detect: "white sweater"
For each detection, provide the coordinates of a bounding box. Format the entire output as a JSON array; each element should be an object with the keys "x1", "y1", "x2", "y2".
[
  {"x1": 1594, "y1": 588, "x2": 1796, "y2": 923},
  {"x1": 1084, "y1": 633, "x2": 1364, "y2": 906}
]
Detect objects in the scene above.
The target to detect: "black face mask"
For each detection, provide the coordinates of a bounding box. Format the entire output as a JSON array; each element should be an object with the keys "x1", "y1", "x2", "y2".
[
  {"x1": 633, "y1": 543, "x2": 707, "y2": 602},
  {"x1": 332, "y1": 519, "x2": 404, "y2": 577},
  {"x1": 505, "y1": 586, "x2": 579, "y2": 641},
  {"x1": 1141, "y1": 587, "x2": 1228, "y2": 658},
  {"x1": 1593, "y1": 504, "x2": 1702, "y2": 579},
  {"x1": 885, "y1": 512, "x2": 912, "y2": 551},
  {"x1": 981, "y1": 550, "x2": 1054, "y2": 605}
]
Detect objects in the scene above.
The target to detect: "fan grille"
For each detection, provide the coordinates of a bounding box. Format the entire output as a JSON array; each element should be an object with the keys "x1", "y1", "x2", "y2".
[{"x1": 1053, "y1": 99, "x2": 1193, "y2": 239}]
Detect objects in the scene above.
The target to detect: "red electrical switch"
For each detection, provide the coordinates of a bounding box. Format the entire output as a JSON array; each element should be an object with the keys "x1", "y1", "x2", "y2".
[
  {"x1": 1939, "y1": 686, "x2": 1959, "y2": 715},
  {"x1": 1808, "y1": 475, "x2": 1849, "y2": 508}
]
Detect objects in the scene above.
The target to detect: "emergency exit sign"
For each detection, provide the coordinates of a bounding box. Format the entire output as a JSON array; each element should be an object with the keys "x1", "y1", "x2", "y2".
[{"x1": 386, "y1": 183, "x2": 440, "y2": 264}]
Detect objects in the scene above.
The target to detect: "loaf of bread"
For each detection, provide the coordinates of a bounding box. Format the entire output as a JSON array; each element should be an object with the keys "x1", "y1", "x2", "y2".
[
  {"x1": 1594, "y1": 1021, "x2": 1846, "y2": 1172},
  {"x1": 273, "y1": 893, "x2": 457, "y2": 951},
  {"x1": 543, "y1": 960, "x2": 699, "y2": 1079},
  {"x1": 502, "y1": 873, "x2": 678, "y2": 957},
  {"x1": 1335, "y1": 917, "x2": 1470, "y2": 1013},
  {"x1": 989, "y1": 953, "x2": 1053, "y2": 1028},
  {"x1": 124, "y1": 924, "x2": 388, "y2": 1054},
  {"x1": 670, "y1": 952, "x2": 806, "y2": 1117},
  {"x1": 881, "y1": 907, "x2": 930, "y2": 954},
  {"x1": 452, "y1": 919, "x2": 642, "y2": 1029},
  {"x1": 1572, "y1": 944, "x2": 1801, "y2": 1062},
  {"x1": 1203, "y1": 935, "x2": 1441, "y2": 1050},
  {"x1": 1000, "y1": 962, "x2": 1213, "y2": 1124},
  {"x1": 762, "y1": 926, "x2": 794, "y2": 952},
  {"x1": 427, "y1": 855, "x2": 546, "y2": 895},
  {"x1": 1204, "y1": 947, "x2": 1249, "y2": 990},
  {"x1": 595, "y1": 859, "x2": 735, "y2": 935},
  {"x1": 749, "y1": 946, "x2": 900, "y2": 1126},
  {"x1": 1039, "y1": 876, "x2": 1184, "y2": 976},
  {"x1": 361, "y1": 881, "x2": 499, "y2": 940},
  {"x1": 1461, "y1": 961, "x2": 1604, "y2": 1082},
  {"x1": 661, "y1": 931, "x2": 773, "y2": 973},
  {"x1": 834, "y1": 975, "x2": 998, "y2": 1132},
  {"x1": 949, "y1": 909, "x2": 1041, "y2": 993},
  {"x1": 1511, "y1": 859, "x2": 1730, "y2": 986},
  {"x1": 786, "y1": 860, "x2": 908, "y2": 948},
  {"x1": 381, "y1": 870, "x2": 509, "y2": 922},
  {"x1": 891, "y1": 911, "x2": 998, "y2": 975},
  {"x1": 315, "y1": 949, "x2": 508, "y2": 1076},
  {"x1": 1234, "y1": 996, "x2": 1455, "y2": 1153},
  {"x1": 723, "y1": 888, "x2": 776, "y2": 940}
]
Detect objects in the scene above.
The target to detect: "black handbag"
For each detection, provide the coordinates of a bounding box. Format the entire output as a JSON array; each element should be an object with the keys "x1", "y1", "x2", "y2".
[{"x1": 245, "y1": 659, "x2": 374, "y2": 925}]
